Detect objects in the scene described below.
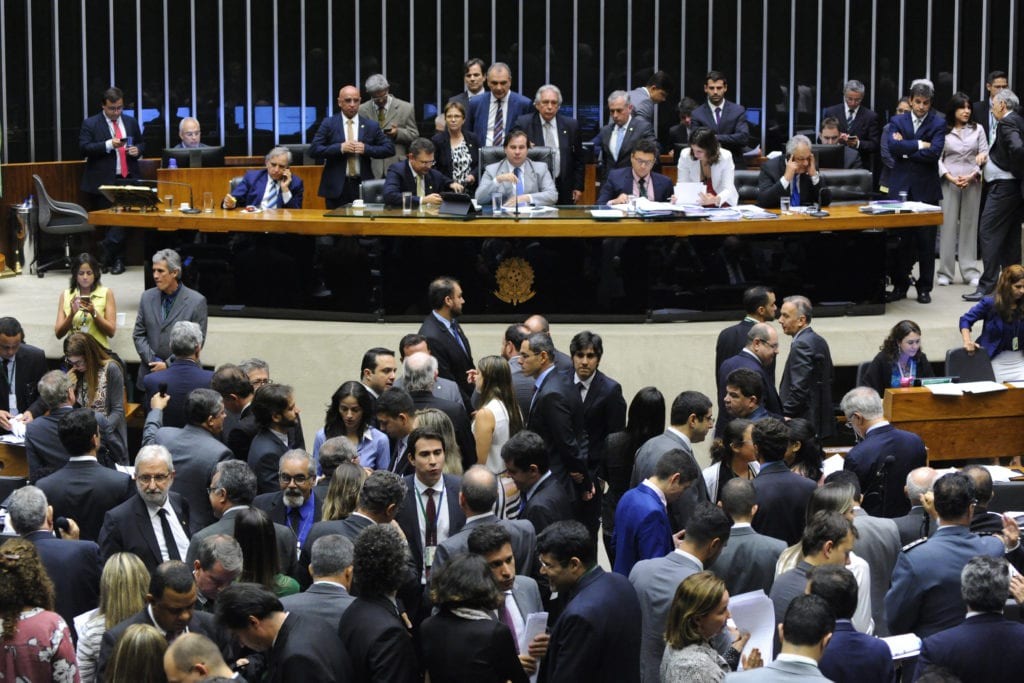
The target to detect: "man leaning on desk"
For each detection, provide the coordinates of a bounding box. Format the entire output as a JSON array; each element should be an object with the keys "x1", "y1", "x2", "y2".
[
  {"x1": 222, "y1": 146, "x2": 304, "y2": 210},
  {"x1": 382, "y1": 138, "x2": 463, "y2": 208}
]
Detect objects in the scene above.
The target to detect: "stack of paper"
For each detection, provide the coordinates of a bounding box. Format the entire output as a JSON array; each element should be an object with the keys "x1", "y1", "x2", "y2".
[{"x1": 728, "y1": 590, "x2": 775, "y2": 665}]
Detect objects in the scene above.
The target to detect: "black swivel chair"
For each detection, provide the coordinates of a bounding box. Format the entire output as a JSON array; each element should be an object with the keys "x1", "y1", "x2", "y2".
[
  {"x1": 359, "y1": 179, "x2": 386, "y2": 204},
  {"x1": 945, "y1": 346, "x2": 996, "y2": 382},
  {"x1": 31, "y1": 175, "x2": 95, "y2": 277},
  {"x1": 478, "y1": 146, "x2": 555, "y2": 177}
]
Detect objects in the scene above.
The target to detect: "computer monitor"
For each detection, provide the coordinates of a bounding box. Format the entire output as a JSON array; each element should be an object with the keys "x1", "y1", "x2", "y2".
[
  {"x1": 161, "y1": 146, "x2": 226, "y2": 168},
  {"x1": 810, "y1": 144, "x2": 846, "y2": 170}
]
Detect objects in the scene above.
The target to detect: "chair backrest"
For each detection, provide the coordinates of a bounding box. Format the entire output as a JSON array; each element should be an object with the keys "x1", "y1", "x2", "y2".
[
  {"x1": 479, "y1": 145, "x2": 556, "y2": 177},
  {"x1": 282, "y1": 143, "x2": 316, "y2": 166},
  {"x1": 855, "y1": 361, "x2": 871, "y2": 387},
  {"x1": 33, "y1": 175, "x2": 55, "y2": 228},
  {"x1": 360, "y1": 179, "x2": 386, "y2": 204},
  {"x1": 945, "y1": 346, "x2": 996, "y2": 382},
  {"x1": 229, "y1": 176, "x2": 244, "y2": 194}
]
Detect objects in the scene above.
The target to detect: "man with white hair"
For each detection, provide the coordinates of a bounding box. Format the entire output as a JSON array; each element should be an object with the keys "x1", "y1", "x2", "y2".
[
  {"x1": 222, "y1": 146, "x2": 304, "y2": 209},
  {"x1": 403, "y1": 351, "x2": 476, "y2": 470},
  {"x1": 515, "y1": 84, "x2": 585, "y2": 204},
  {"x1": 99, "y1": 444, "x2": 192, "y2": 573},
  {"x1": 891, "y1": 466, "x2": 938, "y2": 546},
  {"x1": 756, "y1": 134, "x2": 832, "y2": 208},
  {"x1": 253, "y1": 449, "x2": 323, "y2": 546},
  {"x1": 358, "y1": 73, "x2": 419, "y2": 178},
  {"x1": 142, "y1": 320, "x2": 214, "y2": 428},
  {"x1": 175, "y1": 117, "x2": 207, "y2": 149},
  {"x1": 133, "y1": 248, "x2": 208, "y2": 390}
]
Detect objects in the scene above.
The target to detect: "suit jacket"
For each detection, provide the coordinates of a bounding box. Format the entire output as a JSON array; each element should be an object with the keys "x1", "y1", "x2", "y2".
[
  {"x1": 0, "y1": 342, "x2": 48, "y2": 421},
  {"x1": 433, "y1": 514, "x2": 536, "y2": 578},
  {"x1": 612, "y1": 484, "x2": 673, "y2": 576},
  {"x1": 280, "y1": 581, "x2": 356, "y2": 629},
  {"x1": 338, "y1": 595, "x2": 420, "y2": 683},
  {"x1": 751, "y1": 460, "x2": 817, "y2": 545},
  {"x1": 23, "y1": 530, "x2": 102, "y2": 642},
  {"x1": 223, "y1": 401, "x2": 257, "y2": 460},
  {"x1": 823, "y1": 102, "x2": 881, "y2": 158},
  {"x1": 885, "y1": 525, "x2": 1005, "y2": 637},
  {"x1": 98, "y1": 491, "x2": 191, "y2": 574},
  {"x1": 527, "y1": 368, "x2": 591, "y2": 493},
  {"x1": 98, "y1": 607, "x2": 222, "y2": 682},
  {"x1": 228, "y1": 168, "x2": 304, "y2": 209},
  {"x1": 817, "y1": 619, "x2": 894, "y2": 682},
  {"x1": 851, "y1": 508, "x2": 901, "y2": 637},
  {"x1": 475, "y1": 158, "x2": 559, "y2": 206},
  {"x1": 309, "y1": 113, "x2": 395, "y2": 201},
  {"x1": 408, "y1": 390, "x2": 477, "y2": 472},
  {"x1": 844, "y1": 424, "x2": 927, "y2": 518},
  {"x1": 508, "y1": 356, "x2": 535, "y2": 420},
  {"x1": 395, "y1": 474, "x2": 466, "y2": 579},
  {"x1": 972, "y1": 98, "x2": 994, "y2": 137},
  {"x1": 960, "y1": 296, "x2": 1020, "y2": 360},
  {"x1": 25, "y1": 405, "x2": 125, "y2": 482},
  {"x1": 382, "y1": 160, "x2": 454, "y2": 207},
  {"x1": 725, "y1": 659, "x2": 832, "y2": 682},
  {"x1": 711, "y1": 524, "x2": 786, "y2": 596},
  {"x1": 577, "y1": 370, "x2": 626, "y2": 474},
  {"x1": 598, "y1": 117, "x2": 657, "y2": 175},
  {"x1": 756, "y1": 154, "x2": 832, "y2": 208},
  {"x1": 252, "y1": 490, "x2": 323, "y2": 545},
  {"x1": 627, "y1": 86, "x2": 655, "y2": 126},
  {"x1": 690, "y1": 100, "x2": 750, "y2": 159},
  {"x1": 35, "y1": 458, "x2": 133, "y2": 541},
  {"x1": 511, "y1": 574, "x2": 544, "y2": 621},
  {"x1": 358, "y1": 95, "x2": 420, "y2": 178},
  {"x1": 142, "y1": 360, "x2": 215, "y2": 429},
  {"x1": 248, "y1": 427, "x2": 290, "y2": 495},
  {"x1": 132, "y1": 283, "x2": 208, "y2": 390},
  {"x1": 676, "y1": 147, "x2": 740, "y2": 206},
  {"x1": 186, "y1": 505, "x2": 298, "y2": 578},
  {"x1": 392, "y1": 374, "x2": 463, "y2": 404},
  {"x1": 917, "y1": 612, "x2": 1024, "y2": 683},
  {"x1": 886, "y1": 110, "x2": 946, "y2": 203},
  {"x1": 79, "y1": 112, "x2": 144, "y2": 193},
  {"x1": 431, "y1": 129, "x2": 482, "y2": 190},
  {"x1": 780, "y1": 326, "x2": 836, "y2": 439},
  {"x1": 521, "y1": 474, "x2": 573, "y2": 535},
  {"x1": 543, "y1": 567, "x2": 642, "y2": 683},
  {"x1": 988, "y1": 109, "x2": 1024, "y2": 180},
  {"x1": 296, "y1": 514, "x2": 375, "y2": 589},
  {"x1": 467, "y1": 91, "x2": 534, "y2": 146},
  {"x1": 515, "y1": 111, "x2": 586, "y2": 203},
  {"x1": 716, "y1": 349, "x2": 782, "y2": 438},
  {"x1": 631, "y1": 430, "x2": 710, "y2": 533},
  {"x1": 264, "y1": 612, "x2": 353, "y2": 683},
  {"x1": 597, "y1": 167, "x2": 674, "y2": 204},
  {"x1": 420, "y1": 610, "x2": 528, "y2": 683},
  {"x1": 418, "y1": 312, "x2": 475, "y2": 408},
  {"x1": 893, "y1": 505, "x2": 933, "y2": 547},
  {"x1": 628, "y1": 551, "x2": 704, "y2": 683}
]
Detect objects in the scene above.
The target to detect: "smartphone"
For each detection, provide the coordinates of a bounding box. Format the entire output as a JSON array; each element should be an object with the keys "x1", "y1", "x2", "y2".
[
  {"x1": 55, "y1": 517, "x2": 71, "y2": 535},
  {"x1": 158, "y1": 383, "x2": 168, "y2": 397}
]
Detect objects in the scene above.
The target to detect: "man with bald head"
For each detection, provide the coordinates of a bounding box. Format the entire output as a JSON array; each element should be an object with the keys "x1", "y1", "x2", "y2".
[
  {"x1": 164, "y1": 633, "x2": 235, "y2": 682},
  {"x1": 523, "y1": 314, "x2": 573, "y2": 374},
  {"x1": 716, "y1": 322, "x2": 782, "y2": 438},
  {"x1": 310, "y1": 84, "x2": 395, "y2": 208},
  {"x1": 175, "y1": 117, "x2": 207, "y2": 149},
  {"x1": 891, "y1": 467, "x2": 937, "y2": 545},
  {"x1": 403, "y1": 352, "x2": 476, "y2": 470}
]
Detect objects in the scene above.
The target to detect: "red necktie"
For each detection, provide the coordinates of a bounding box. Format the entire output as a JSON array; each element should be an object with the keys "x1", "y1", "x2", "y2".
[
  {"x1": 114, "y1": 119, "x2": 128, "y2": 178},
  {"x1": 425, "y1": 488, "x2": 437, "y2": 547}
]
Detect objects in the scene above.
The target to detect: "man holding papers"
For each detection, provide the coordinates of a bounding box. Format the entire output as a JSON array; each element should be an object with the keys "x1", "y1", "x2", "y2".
[{"x1": 598, "y1": 139, "x2": 673, "y2": 205}]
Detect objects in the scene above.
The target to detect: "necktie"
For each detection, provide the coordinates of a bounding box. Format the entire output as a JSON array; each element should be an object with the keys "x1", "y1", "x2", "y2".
[
  {"x1": 514, "y1": 166, "x2": 525, "y2": 196},
  {"x1": 847, "y1": 109, "x2": 855, "y2": 128},
  {"x1": 377, "y1": 104, "x2": 386, "y2": 126},
  {"x1": 913, "y1": 117, "x2": 922, "y2": 134},
  {"x1": 450, "y1": 319, "x2": 469, "y2": 355},
  {"x1": 114, "y1": 119, "x2": 128, "y2": 178},
  {"x1": 612, "y1": 126, "x2": 624, "y2": 160},
  {"x1": 158, "y1": 509, "x2": 181, "y2": 561},
  {"x1": 714, "y1": 107, "x2": 722, "y2": 126},
  {"x1": 2, "y1": 359, "x2": 10, "y2": 400},
  {"x1": 493, "y1": 98, "x2": 504, "y2": 147},
  {"x1": 424, "y1": 489, "x2": 437, "y2": 547},
  {"x1": 637, "y1": 176, "x2": 647, "y2": 200},
  {"x1": 264, "y1": 180, "x2": 279, "y2": 209},
  {"x1": 346, "y1": 119, "x2": 358, "y2": 175},
  {"x1": 289, "y1": 509, "x2": 300, "y2": 535},
  {"x1": 791, "y1": 178, "x2": 801, "y2": 207},
  {"x1": 544, "y1": 121, "x2": 560, "y2": 175},
  {"x1": 990, "y1": 118, "x2": 998, "y2": 146},
  {"x1": 416, "y1": 174, "x2": 425, "y2": 197},
  {"x1": 161, "y1": 294, "x2": 173, "y2": 320},
  {"x1": 500, "y1": 599, "x2": 520, "y2": 653},
  {"x1": 578, "y1": 381, "x2": 587, "y2": 403}
]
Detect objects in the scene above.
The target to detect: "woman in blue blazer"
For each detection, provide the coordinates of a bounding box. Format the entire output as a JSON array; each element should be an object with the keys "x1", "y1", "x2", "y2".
[{"x1": 960, "y1": 264, "x2": 1024, "y2": 381}]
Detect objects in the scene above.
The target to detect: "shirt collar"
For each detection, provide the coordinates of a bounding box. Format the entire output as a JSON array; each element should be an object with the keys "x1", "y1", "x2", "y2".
[
  {"x1": 534, "y1": 365, "x2": 556, "y2": 390},
  {"x1": 666, "y1": 426, "x2": 692, "y2": 449},
  {"x1": 68, "y1": 455, "x2": 98, "y2": 463},
  {"x1": 466, "y1": 512, "x2": 496, "y2": 524},
  {"x1": 642, "y1": 479, "x2": 668, "y2": 508},
  {"x1": 431, "y1": 309, "x2": 454, "y2": 330},
  {"x1": 673, "y1": 548, "x2": 704, "y2": 569},
  {"x1": 732, "y1": 521, "x2": 752, "y2": 529},
  {"x1": 524, "y1": 470, "x2": 553, "y2": 501},
  {"x1": 776, "y1": 654, "x2": 820, "y2": 668},
  {"x1": 573, "y1": 373, "x2": 594, "y2": 390},
  {"x1": 865, "y1": 420, "x2": 890, "y2": 434},
  {"x1": 414, "y1": 476, "x2": 444, "y2": 495}
]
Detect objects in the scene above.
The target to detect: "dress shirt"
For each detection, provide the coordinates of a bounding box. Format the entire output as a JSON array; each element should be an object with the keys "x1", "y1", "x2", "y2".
[
  {"x1": 864, "y1": 421, "x2": 890, "y2": 436},
  {"x1": 523, "y1": 469, "x2": 554, "y2": 504},
  {"x1": 632, "y1": 172, "x2": 655, "y2": 200},
  {"x1": 260, "y1": 178, "x2": 292, "y2": 208},
  {"x1": 776, "y1": 654, "x2": 820, "y2": 668},
  {"x1": 147, "y1": 605, "x2": 189, "y2": 639},
  {"x1": 68, "y1": 455, "x2": 98, "y2": 463},
  {"x1": 939, "y1": 125, "x2": 988, "y2": 179},
  {"x1": 779, "y1": 171, "x2": 820, "y2": 191},
  {"x1": 485, "y1": 96, "x2": 505, "y2": 146},
  {"x1": 149, "y1": 498, "x2": 190, "y2": 562},
  {"x1": 573, "y1": 373, "x2": 593, "y2": 402},
  {"x1": 413, "y1": 476, "x2": 451, "y2": 581},
  {"x1": 105, "y1": 117, "x2": 127, "y2": 176},
  {"x1": 673, "y1": 548, "x2": 704, "y2": 569},
  {"x1": 431, "y1": 310, "x2": 465, "y2": 351},
  {"x1": 641, "y1": 479, "x2": 667, "y2": 508},
  {"x1": 543, "y1": 119, "x2": 561, "y2": 173}
]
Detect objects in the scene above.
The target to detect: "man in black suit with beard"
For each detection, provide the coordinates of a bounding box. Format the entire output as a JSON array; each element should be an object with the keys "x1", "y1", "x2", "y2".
[{"x1": 515, "y1": 84, "x2": 585, "y2": 204}]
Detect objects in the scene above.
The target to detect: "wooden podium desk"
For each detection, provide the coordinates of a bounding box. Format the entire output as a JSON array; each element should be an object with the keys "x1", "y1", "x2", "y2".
[
  {"x1": 883, "y1": 386, "x2": 1024, "y2": 462},
  {"x1": 0, "y1": 443, "x2": 28, "y2": 478},
  {"x1": 156, "y1": 166, "x2": 328, "y2": 210}
]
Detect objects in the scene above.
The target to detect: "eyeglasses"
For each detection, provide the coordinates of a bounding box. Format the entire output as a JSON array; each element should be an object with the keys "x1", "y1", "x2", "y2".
[
  {"x1": 65, "y1": 356, "x2": 87, "y2": 369},
  {"x1": 537, "y1": 557, "x2": 564, "y2": 571},
  {"x1": 137, "y1": 473, "x2": 171, "y2": 484},
  {"x1": 250, "y1": 378, "x2": 273, "y2": 388},
  {"x1": 279, "y1": 473, "x2": 311, "y2": 484},
  {"x1": 206, "y1": 486, "x2": 223, "y2": 495},
  {"x1": 632, "y1": 157, "x2": 656, "y2": 167}
]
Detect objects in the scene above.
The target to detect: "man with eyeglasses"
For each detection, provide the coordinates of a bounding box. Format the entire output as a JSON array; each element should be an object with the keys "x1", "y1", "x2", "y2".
[
  {"x1": 597, "y1": 138, "x2": 673, "y2": 205},
  {"x1": 756, "y1": 134, "x2": 832, "y2": 209},
  {"x1": 0, "y1": 316, "x2": 48, "y2": 433},
  {"x1": 382, "y1": 137, "x2": 462, "y2": 207},
  {"x1": 100, "y1": 445, "x2": 192, "y2": 574},
  {"x1": 716, "y1": 322, "x2": 783, "y2": 439},
  {"x1": 237, "y1": 357, "x2": 305, "y2": 451},
  {"x1": 253, "y1": 449, "x2": 323, "y2": 547},
  {"x1": 175, "y1": 117, "x2": 207, "y2": 149}
]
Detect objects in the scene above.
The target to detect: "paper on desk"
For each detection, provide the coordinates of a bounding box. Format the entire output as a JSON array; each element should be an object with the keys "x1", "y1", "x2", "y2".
[
  {"x1": 674, "y1": 182, "x2": 705, "y2": 205},
  {"x1": 734, "y1": 205, "x2": 776, "y2": 218},
  {"x1": 501, "y1": 205, "x2": 557, "y2": 215},
  {"x1": 728, "y1": 590, "x2": 775, "y2": 664},
  {"x1": 590, "y1": 209, "x2": 623, "y2": 219},
  {"x1": 521, "y1": 612, "x2": 548, "y2": 683},
  {"x1": 926, "y1": 381, "x2": 1008, "y2": 396},
  {"x1": 0, "y1": 433, "x2": 24, "y2": 445},
  {"x1": 982, "y1": 465, "x2": 1021, "y2": 483},
  {"x1": 882, "y1": 633, "x2": 922, "y2": 660},
  {"x1": 636, "y1": 198, "x2": 686, "y2": 212},
  {"x1": 6, "y1": 419, "x2": 26, "y2": 439}
]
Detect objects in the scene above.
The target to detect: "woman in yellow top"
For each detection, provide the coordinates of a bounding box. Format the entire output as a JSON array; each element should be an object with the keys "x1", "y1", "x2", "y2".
[{"x1": 54, "y1": 253, "x2": 117, "y2": 347}]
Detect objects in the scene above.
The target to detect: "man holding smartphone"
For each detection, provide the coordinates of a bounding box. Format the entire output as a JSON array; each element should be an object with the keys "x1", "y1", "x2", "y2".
[
  {"x1": 222, "y1": 146, "x2": 304, "y2": 210},
  {"x1": 823, "y1": 79, "x2": 880, "y2": 170}
]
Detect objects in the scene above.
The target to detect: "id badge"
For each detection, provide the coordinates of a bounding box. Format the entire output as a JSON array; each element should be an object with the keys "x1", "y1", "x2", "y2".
[{"x1": 424, "y1": 545, "x2": 437, "y2": 568}]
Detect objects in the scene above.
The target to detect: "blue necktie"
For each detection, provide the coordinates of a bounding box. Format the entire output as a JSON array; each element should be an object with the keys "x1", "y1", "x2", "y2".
[
  {"x1": 514, "y1": 167, "x2": 525, "y2": 195},
  {"x1": 264, "y1": 180, "x2": 279, "y2": 208},
  {"x1": 791, "y1": 179, "x2": 801, "y2": 207}
]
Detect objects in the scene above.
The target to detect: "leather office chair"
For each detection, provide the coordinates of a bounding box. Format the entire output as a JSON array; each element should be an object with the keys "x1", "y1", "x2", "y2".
[
  {"x1": 855, "y1": 361, "x2": 871, "y2": 387},
  {"x1": 359, "y1": 179, "x2": 386, "y2": 204},
  {"x1": 282, "y1": 143, "x2": 316, "y2": 166},
  {"x1": 479, "y1": 145, "x2": 555, "y2": 177},
  {"x1": 31, "y1": 175, "x2": 95, "y2": 277},
  {"x1": 945, "y1": 347, "x2": 996, "y2": 383},
  {"x1": 229, "y1": 176, "x2": 244, "y2": 194}
]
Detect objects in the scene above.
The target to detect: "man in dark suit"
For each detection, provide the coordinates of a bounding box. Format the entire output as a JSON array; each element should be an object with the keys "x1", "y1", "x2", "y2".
[
  {"x1": 418, "y1": 276, "x2": 475, "y2": 409},
  {"x1": 598, "y1": 90, "x2": 658, "y2": 179},
  {"x1": 466, "y1": 62, "x2": 533, "y2": 147},
  {"x1": 447, "y1": 57, "x2": 487, "y2": 109},
  {"x1": 186, "y1": 460, "x2": 298, "y2": 577},
  {"x1": 310, "y1": 84, "x2": 395, "y2": 208},
  {"x1": 500, "y1": 323, "x2": 536, "y2": 418},
  {"x1": 8, "y1": 486, "x2": 103, "y2": 642},
  {"x1": 886, "y1": 79, "x2": 946, "y2": 304},
  {"x1": 971, "y1": 70, "x2": 1009, "y2": 139},
  {"x1": 403, "y1": 352, "x2": 476, "y2": 471},
  {"x1": 502, "y1": 430, "x2": 573, "y2": 535},
  {"x1": 841, "y1": 387, "x2": 927, "y2": 517},
  {"x1": 36, "y1": 408, "x2": 133, "y2": 541},
  {"x1": 142, "y1": 321, "x2": 214, "y2": 429},
  {"x1": 716, "y1": 322, "x2": 782, "y2": 437},
  {"x1": 99, "y1": 445, "x2": 192, "y2": 573},
  {"x1": 539, "y1": 521, "x2": 642, "y2": 683},
  {"x1": 522, "y1": 315, "x2": 574, "y2": 375},
  {"x1": 712, "y1": 479, "x2": 786, "y2": 595},
  {"x1": 247, "y1": 384, "x2": 302, "y2": 495},
  {"x1": 252, "y1": 449, "x2": 323, "y2": 546},
  {"x1": 751, "y1": 418, "x2": 817, "y2": 545},
  {"x1": 817, "y1": 117, "x2": 865, "y2": 168},
  {"x1": 133, "y1": 248, "x2": 208, "y2": 391},
  {"x1": 714, "y1": 285, "x2": 778, "y2": 375},
  {"x1": 282, "y1": 534, "x2": 356, "y2": 627},
  {"x1": 689, "y1": 70, "x2": 750, "y2": 160},
  {"x1": 756, "y1": 135, "x2": 832, "y2": 209},
  {"x1": 98, "y1": 561, "x2": 226, "y2": 680},
  {"x1": 630, "y1": 391, "x2": 713, "y2": 533},
  {"x1": 822, "y1": 79, "x2": 881, "y2": 169},
  {"x1": 917, "y1": 555, "x2": 1024, "y2": 682},
  {"x1": 0, "y1": 316, "x2": 48, "y2": 432},
  {"x1": 79, "y1": 86, "x2": 144, "y2": 273},
  {"x1": 222, "y1": 146, "x2": 303, "y2": 209},
  {"x1": 963, "y1": 465, "x2": 1008, "y2": 535},
  {"x1": 779, "y1": 296, "x2": 836, "y2": 439},
  {"x1": 597, "y1": 138, "x2": 674, "y2": 204},
  {"x1": 892, "y1": 466, "x2": 937, "y2": 546},
  {"x1": 190, "y1": 534, "x2": 242, "y2": 614},
  {"x1": 515, "y1": 84, "x2": 585, "y2": 204},
  {"x1": 374, "y1": 389, "x2": 418, "y2": 476},
  {"x1": 211, "y1": 363, "x2": 257, "y2": 460},
  {"x1": 382, "y1": 137, "x2": 460, "y2": 207},
  {"x1": 668, "y1": 97, "x2": 698, "y2": 162}
]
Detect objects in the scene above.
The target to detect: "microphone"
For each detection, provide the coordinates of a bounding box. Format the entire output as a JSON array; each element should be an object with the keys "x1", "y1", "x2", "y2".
[{"x1": 139, "y1": 179, "x2": 201, "y2": 214}]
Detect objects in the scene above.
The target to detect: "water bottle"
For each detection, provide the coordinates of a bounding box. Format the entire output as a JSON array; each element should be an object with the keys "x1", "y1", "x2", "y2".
[{"x1": 168, "y1": 158, "x2": 178, "y2": 169}]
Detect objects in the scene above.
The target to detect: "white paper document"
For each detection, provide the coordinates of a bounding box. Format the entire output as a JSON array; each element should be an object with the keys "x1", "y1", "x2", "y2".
[
  {"x1": 521, "y1": 612, "x2": 549, "y2": 683},
  {"x1": 926, "y1": 380, "x2": 1008, "y2": 396},
  {"x1": 728, "y1": 590, "x2": 775, "y2": 665},
  {"x1": 882, "y1": 633, "x2": 922, "y2": 660},
  {"x1": 674, "y1": 182, "x2": 705, "y2": 205}
]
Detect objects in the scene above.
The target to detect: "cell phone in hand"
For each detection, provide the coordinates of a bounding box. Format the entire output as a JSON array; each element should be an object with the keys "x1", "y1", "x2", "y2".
[{"x1": 158, "y1": 383, "x2": 168, "y2": 397}]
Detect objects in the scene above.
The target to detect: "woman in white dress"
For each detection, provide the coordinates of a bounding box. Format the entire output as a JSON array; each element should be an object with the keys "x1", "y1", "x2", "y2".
[{"x1": 472, "y1": 355, "x2": 524, "y2": 517}]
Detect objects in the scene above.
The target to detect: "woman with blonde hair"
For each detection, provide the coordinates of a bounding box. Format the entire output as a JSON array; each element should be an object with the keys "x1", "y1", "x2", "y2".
[
  {"x1": 74, "y1": 552, "x2": 150, "y2": 683},
  {"x1": 105, "y1": 623, "x2": 167, "y2": 683},
  {"x1": 321, "y1": 460, "x2": 368, "y2": 520},
  {"x1": 414, "y1": 408, "x2": 464, "y2": 475},
  {"x1": 63, "y1": 332, "x2": 127, "y2": 458}
]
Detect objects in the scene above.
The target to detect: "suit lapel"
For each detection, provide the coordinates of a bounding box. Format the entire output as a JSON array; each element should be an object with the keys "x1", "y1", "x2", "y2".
[{"x1": 133, "y1": 497, "x2": 164, "y2": 563}]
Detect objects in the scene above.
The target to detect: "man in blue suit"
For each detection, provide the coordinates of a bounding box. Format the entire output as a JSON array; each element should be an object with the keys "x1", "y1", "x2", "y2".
[
  {"x1": 751, "y1": 418, "x2": 816, "y2": 545},
  {"x1": 689, "y1": 70, "x2": 750, "y2": 160},
  {"x1": 466, "y1": 62, "x2": 533, "y2": 147},
  {"x1": 310, "y1": 85, "x2": 395, "y2": 208},
  {"x1": 716, "y1": 322, "x2": 782, "y2": 437},
  {"x1": 612, "y1": 449, "x2": 699, "y2": 576},
  {"x1": 142, "y1": 320, "x2": 214, "y2": 429},
  {"x1": 917, "y1": 555, "x2": 1024, "y2": 682},
  {"x1": 223, "y1": 146, "x2": 303, "y2": 209},
  {"x1": 597, "y1": 138, "x2": 673, "y2": 205},
  {"x1": 886, "y1": 79, "x2": 946, "y2": 304},
  {"x1": 382, "y1": 137, "x2": 460, "y2": 207}
]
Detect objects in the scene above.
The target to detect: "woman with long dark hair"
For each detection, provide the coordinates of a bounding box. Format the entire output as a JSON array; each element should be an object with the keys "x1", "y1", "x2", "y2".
[
  {"x1": 676, "y1": 128, "x2": 739, "y2": 207},
  {"x1": 703, "y1": 419, "x2": 758, "y2": 502},
  {"x1": 862, "y1": 320, "x2": 934, "y2": 396},
  {"x1": 234, "y1": 508, "x2": 299, "y2": 597},
  {"x1": 785, "y1": 418, "x2": 824, "y2": 483},
  {"x1": 313, "y1": 381, "x2": 389, "y2": 470},
  {"x1": 961, "y1": 264, "x2": 1024, "y2": 382},
  {"x1": 55, "y1": 252, "x2": 117, "y2": 347},
  {"x1": 63, "y1": 332, "x2": 127, "y2": 459}
]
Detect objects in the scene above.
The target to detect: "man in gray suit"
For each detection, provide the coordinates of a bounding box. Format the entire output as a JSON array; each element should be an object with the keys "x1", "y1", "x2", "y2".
[
  {"x1": 133, "y1": 248, "x2": 208, "y2": 390},
  {"x1": 432, "y1": 466, "x2": 536, "y2": 577},
  {"x1": 281, "y1": 534, "x2": 356, "y2": 627},
  {"x1": 144, "y1": 388, "x2": 234, "y2": 530},
  {"x1": 598, "y1": 90, "x2": 657, "y2": 180},
  {"x1": 629, "y1": 502, "x2": 732, "y2": 683},
  {"x1": 392, "y1": 334, "x2": 463, "y2": 405},
  {"x1": 475, "y1": 129, "x2": 559, "y2": 207},
  {"x1": 712, "y1": 479, "x2": 787, "y2": 596},
  {"x1": 627, "y1": 71, "x2": 672, "y2": 128},
  {"x1": 468, "y1": 524, "x2": 548, "y2": 677},
  {"x1": 501, "y1": 324, "x2": 535, "y2": 418},
  {"x1": 631, "y1": 391, "x2": 714, "y2": 533},
  {"x1": 358, "y1": 74, "x2": 420, "y2": 179},
  {"x1": 726, "y1": 595, "x2": 835, "y2": 681}
]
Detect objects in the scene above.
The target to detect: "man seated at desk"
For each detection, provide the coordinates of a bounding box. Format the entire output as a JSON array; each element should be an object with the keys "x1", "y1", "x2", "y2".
[
  {"x1": 222, "y1": 146, "x2": 304, "y2": 210},
  {"x1": 475, "y1": 129, "x2": 558, "y2": 207},
  {"x1": 757, "y1": 134, "x2": 831, "y2": 209},
  {"x1": 597, "y1": 138, "x2": 673, "y2": 205},
  {"x1": 176, "y1": 117, "x2": 207, "y2": 149},
  {"x1": 382, "y1": 137, "x2": 463, "y2": 208}
]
